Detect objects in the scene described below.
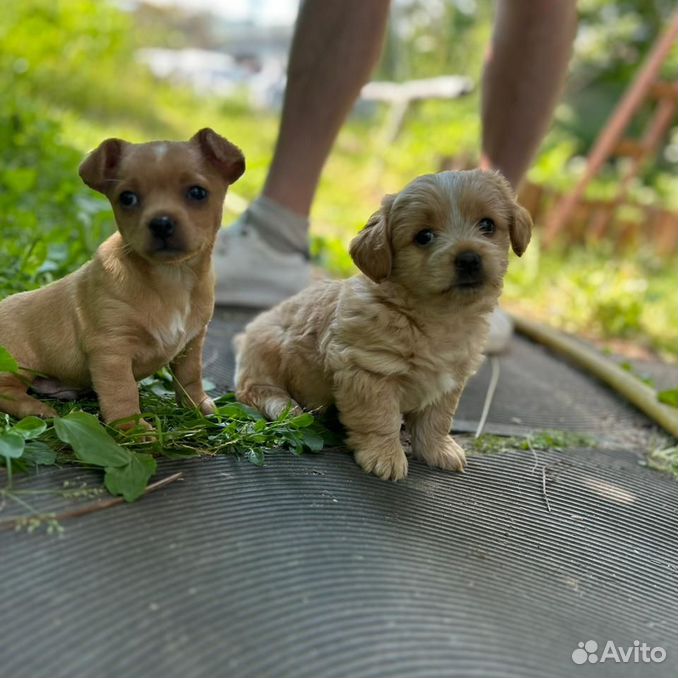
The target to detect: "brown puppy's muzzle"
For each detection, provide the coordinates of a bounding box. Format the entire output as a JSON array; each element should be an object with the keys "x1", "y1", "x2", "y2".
[
  {"x1": 149, "y1": 215, "x2": 175, "y2": 240},
  {"x1": 454, "y1": 250, "x2": 485, "y2": 289},
  {"x1": 146, "y1": 214, "x2": 186, "y2": 257}
]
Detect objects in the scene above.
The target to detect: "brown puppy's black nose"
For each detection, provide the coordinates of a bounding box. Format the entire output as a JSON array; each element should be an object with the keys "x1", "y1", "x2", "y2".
[
  {"x1": 455, "y1": 251, "x2": 482, "y2": 275},
  {"x1": 149, "y1": 216, "x2": 175, "y2": 239}
]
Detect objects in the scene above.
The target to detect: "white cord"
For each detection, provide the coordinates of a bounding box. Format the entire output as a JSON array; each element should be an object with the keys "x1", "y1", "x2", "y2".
[{"x1": 475, "y1": 356, "x2": 501, "y2": 438}]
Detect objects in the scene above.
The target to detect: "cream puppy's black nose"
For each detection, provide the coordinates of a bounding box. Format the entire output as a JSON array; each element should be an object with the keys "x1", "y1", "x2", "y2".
[
  {"x1": 455, "y1": 251, "x2": 482, "y2": 275},
  {"x1": 149, "y1": 216, "x2": 175, "y2": 239}
]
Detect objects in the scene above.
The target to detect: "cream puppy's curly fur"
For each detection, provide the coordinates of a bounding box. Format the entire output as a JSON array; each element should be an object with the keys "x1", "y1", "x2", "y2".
[{"x1": 235, "y1": 170, "x2": 532, "y2": 480}]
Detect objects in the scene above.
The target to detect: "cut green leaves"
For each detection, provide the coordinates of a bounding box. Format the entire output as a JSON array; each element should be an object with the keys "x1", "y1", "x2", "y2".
[
  {"x1": 13, "y1": 416, "x2": 47, "y2": 439},
  {"x1": 22, "y1": 441, "x2": 57, "y2": 466},
  {"x1": 53, "y1": 411, "x2": 156, "y2": 502},
  {"x1": 0, "y1": 352, "x2": 336, "y2": 510},
  {"x1": 0, "y1": 432, "x2": 25, "y2": 460},
  {"x1": 104, "y1": 453, "x2": 157, "y2": 502},
  {"x1": 53, "y1": 411, "x2": 129, "y2": 467}
]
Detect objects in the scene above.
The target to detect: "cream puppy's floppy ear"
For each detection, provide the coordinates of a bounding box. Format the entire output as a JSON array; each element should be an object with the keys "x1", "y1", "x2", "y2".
[
  {"x1": 510, "y1": 203, "x2": 533, "y2": 257},
  {"x1": 191, "y1": 128, "x2": 245, "y2": 184},
  {"x1": 489, "y1": 170, "x2": 533, "y2": 257},
  {"x1": 349, "y1": 194, "x2": 395, "y2": 283},
  {"x1": 79, "y1": 138, "x2": 128, "y2": 194}
]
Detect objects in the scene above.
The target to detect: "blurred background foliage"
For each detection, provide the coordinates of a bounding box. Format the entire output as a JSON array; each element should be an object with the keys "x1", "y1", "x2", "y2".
[{"x1": 0, "y1": 0, "x2": 676, "y2": 359}]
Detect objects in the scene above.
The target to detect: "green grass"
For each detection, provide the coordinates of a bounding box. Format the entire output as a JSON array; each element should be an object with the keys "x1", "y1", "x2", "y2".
[
  {"x1": 468, "y1": 430, "x2": 599, "y2": 456},
  {"x1": 503, "y1": 243, "x2": 678, "y2": 361},
  {"x1": 645, "y1": 444, "x2": 678, "y2": 477}
]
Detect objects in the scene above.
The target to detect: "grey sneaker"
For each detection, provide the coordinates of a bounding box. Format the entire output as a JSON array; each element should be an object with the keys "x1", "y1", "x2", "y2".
[
  {"x1": 214, "y1": 221, "x2": 311, "y2": 308},
  {"x1": 485, "y1": 308, "x2": 514, "y2": 354}
]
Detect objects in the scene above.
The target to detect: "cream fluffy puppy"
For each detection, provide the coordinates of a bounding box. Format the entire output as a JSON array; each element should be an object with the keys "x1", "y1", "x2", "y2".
[{"x1": 235, "y1": 170, "x2": 532, "y2": 480}]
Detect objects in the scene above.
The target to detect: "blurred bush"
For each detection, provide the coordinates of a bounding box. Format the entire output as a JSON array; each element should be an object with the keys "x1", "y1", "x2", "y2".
[
  {"x1": 0, "y1": 94, "x2": 113, "y2": 294},
  {"x1": 1, "y1": 0, "x2": 157, "y2": 126}
]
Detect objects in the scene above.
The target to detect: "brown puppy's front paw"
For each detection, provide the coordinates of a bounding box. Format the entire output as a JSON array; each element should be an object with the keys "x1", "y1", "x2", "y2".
[
  {"x1": 114, "y1": 417, "x2": 153, "y2": 431},
  {"x1": 33, "y1": 402, "x2": 59, "y2": 419},
  {"x1": 197, "y1": 395, "x2": 216, "y2": 416},
  {"x1": 418, "y1": 435, "x2": 466, "y2": 472},
  {"x1": 113, "y1": 417, "x2": 156, "y2": 442},
  {"x1": 354, "y1": 446, "x2": 408, "y2": 481}
]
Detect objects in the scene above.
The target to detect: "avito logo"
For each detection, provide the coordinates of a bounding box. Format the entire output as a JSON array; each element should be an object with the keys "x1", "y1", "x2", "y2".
[{"x1": 572, "y1": 639, "x2": 666, "y2": 665}]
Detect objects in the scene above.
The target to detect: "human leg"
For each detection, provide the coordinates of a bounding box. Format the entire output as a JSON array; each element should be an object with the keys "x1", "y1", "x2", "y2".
[
  {"x1": 480, "y1": 0, "x2": 578, "y2": 189},
  {"x1": 215, "y1": 0, "x2": 391, "y2": 307}
]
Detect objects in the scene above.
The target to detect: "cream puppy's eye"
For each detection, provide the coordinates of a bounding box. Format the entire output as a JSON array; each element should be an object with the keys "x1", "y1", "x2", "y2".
[
  {"x1": 119, "y1": 191, "x2": 139, "y2": 208},
  {"x1": 414, "y1": 229, "x2": 435, "y2": 246},
  {"x1": 187, "y1": 185, "x2": 209, "y2": 201},
  {"x1": 478, "y1": 218, "x2": 495, "y2": 235}
]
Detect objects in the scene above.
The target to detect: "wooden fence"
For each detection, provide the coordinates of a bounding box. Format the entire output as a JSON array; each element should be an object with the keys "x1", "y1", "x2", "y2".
[{"x1": 518, "y1": 181, "x2": 677, "y2": 256}]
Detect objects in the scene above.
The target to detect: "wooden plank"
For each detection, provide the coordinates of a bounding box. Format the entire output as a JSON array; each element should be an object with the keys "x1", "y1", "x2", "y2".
[{"x1": 543, "y1": 15, "x2": 678, "y2": 243}]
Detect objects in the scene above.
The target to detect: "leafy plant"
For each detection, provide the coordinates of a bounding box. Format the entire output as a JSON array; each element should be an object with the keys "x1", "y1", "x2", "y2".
[
  {"x1": 0, "y1": 414, "x2": 50, "y2": 485},
  {"x1": 52, "y1": 411, "x2": 156, "y2": 502},
  {"x1": 0, "y1": 348, "x2": 340, "y2": 509}
]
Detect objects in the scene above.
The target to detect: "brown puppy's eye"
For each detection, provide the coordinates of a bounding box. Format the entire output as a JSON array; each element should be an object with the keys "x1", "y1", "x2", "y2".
[
  {"x1": 119, "y1": 191, "x2": 139, "y2": 208},
  {"x1": 414, "y1": 229, "x2": 435, "y2": 246},
  {"x1": 187, "y1": 185, "x2": 208, "y2": 201},
  {"x1": 478, "y1": 218, "x2": 495, "y2": 235}
]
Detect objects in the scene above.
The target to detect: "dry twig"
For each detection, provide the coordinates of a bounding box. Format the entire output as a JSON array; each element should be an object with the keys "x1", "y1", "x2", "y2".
[{"x1": 0, "y1": 472, "x2": 183, "y2": 532}]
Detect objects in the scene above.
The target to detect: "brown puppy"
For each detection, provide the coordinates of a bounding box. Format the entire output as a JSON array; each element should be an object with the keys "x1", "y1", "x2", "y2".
[
  {"x1": 0, "y1": 128, "x2": 244, "y2": 428},
  {"x1": 235, "y1": 170, "x2": 532, "y2": 480}
]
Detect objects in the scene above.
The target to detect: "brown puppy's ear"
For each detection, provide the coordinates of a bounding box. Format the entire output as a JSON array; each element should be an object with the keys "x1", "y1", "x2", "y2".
[
  {"x1": 349, "y1": 194, "x2": 395, "y2": 283},
  {"x1": 510, "y1": 203, "x2": 533, "y2": 257},
  {"x1": 79, "y1": 139, "x2": 128, "y2": 194},
  {"x1": 192, "y1": 128, "x2": 245, "y2": 184}
]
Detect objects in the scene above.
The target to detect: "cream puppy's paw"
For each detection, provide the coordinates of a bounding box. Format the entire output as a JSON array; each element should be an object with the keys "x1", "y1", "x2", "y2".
[
  {"x1": 417, "y1": 436, "x2": 466, "y2": 472},
  {"x1": 263, "y1": 397, "x2": 303, "y2": 421},
  {"x1": 354, "y1": 446, "x2": 409, "y2": 481}
]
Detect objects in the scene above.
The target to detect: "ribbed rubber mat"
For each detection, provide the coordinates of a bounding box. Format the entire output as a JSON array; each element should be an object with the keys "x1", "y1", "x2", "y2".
[
  {"x1": 203, "y1": 308, "x2": 657, "y2": 443},
  {"x1": 1, "y1": 448, "x2": 676, "y2": 677},
  {"x1": 454, "y1": 337, "x2": 654, "y2": 442},
  {"x1": 203, "y1": 306, "x2": 256, "y2": 389}
]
